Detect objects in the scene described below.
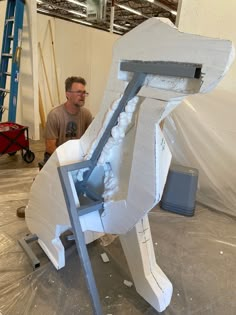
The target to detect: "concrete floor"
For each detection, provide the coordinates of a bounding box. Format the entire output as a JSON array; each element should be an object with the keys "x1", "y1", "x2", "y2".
[{"x1": 0, "y1": 138, "x2": 236, "y2": 315}]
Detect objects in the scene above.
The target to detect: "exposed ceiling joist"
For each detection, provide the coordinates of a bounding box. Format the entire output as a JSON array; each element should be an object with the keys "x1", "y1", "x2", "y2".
[{"x1": 36, "y1": 0, "x2": 178, "y2": 34}]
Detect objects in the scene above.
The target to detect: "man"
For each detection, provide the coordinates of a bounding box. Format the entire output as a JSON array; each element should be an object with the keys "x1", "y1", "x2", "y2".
[
  {"x1": 17, "y1": 76, "x2": 92, "y2": 218},
  {"x1": 42, "y1": 76, "x2": 93, "y2": 166}
]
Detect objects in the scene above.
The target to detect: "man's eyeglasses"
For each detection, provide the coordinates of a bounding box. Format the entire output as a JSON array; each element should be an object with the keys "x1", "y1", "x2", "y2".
[{"x1": 68, "y1": 90, "x2": 89, "y2": 96}]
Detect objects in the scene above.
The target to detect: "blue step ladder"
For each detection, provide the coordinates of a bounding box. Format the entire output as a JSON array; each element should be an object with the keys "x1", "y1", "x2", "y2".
[{"x1": 0, "y1": 0, "x2": 25, "y2": 122}]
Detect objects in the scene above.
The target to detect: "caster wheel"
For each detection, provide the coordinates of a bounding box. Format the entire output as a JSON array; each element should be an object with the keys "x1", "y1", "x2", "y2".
[{"x1": 23, "y1": 150, "x2": 35, "y2": 163}]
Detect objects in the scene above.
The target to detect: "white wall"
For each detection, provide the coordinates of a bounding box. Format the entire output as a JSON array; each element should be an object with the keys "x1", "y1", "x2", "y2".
[
  {"x1": 37, "y1": 14, "x2": 119, "y2": 119},
  {"x1": 177, "y1": 0, "x2": 236, "y2": 92}
]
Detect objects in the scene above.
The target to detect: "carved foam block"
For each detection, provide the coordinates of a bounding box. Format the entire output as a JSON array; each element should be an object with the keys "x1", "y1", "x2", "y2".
[{"x1": 26, "y1": 18, "x2": 234, "y2": 312}]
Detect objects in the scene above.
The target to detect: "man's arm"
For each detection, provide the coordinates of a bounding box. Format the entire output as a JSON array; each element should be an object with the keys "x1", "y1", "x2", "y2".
[
  {"x1": 45, "y1": 139, "x2": 57, "y2": 155},
  {"x1": 45, "y1": 109, "x2": 59, "y2": 155}
]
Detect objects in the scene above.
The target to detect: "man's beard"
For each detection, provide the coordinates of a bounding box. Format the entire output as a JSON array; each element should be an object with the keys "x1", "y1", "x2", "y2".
[{"x1": 74, "y1": 100, "x2": 85, "y2": 107}]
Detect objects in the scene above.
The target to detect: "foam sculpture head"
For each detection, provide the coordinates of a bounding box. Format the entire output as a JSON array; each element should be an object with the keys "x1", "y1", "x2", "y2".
[{"x1": 26, "y1": 18, "x2": 234, "y2": 312}]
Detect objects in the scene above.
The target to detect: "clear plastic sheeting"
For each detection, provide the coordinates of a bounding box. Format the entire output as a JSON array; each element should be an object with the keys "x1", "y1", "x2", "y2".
[
  {"x1": 164, "y1": 88, "x2": 236, "y2": 217},
  {"x1": 149, "y1": 206, "x2": 236, "y2": 315}
]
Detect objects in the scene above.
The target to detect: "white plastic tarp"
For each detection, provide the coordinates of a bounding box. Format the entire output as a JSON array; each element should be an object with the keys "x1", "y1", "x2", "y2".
[{"x1": 164, "y1": 88, "x2": 236, "y2": 217}]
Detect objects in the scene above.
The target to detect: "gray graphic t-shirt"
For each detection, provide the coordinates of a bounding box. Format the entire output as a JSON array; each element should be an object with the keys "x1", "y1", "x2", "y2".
[{"x1": 45, "y1": 104, "x2": 93, "y2": 147}]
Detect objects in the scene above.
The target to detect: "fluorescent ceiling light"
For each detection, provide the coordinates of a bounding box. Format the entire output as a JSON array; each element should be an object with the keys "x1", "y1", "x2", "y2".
[
  {"x1": 113, "y1": 30, "x2": 124, "y2": 35},
  {"x1": 116, "y1": 4, "x2": 143, "y2": 16},
  {"x1": 113, "y1": 23, "x2": 129, "y2": 30},
  {"x1": 71, "y1": 18, "x2": 92, "y2": 26},
  {"x1": 66, "y1": 0, "x2": 87, "y2": 8},
  {"x1": 37, "y1": 0, "x2": 43, "y2": 3},
  {"x1": 69, "y1": 10, "x2": 87, "y2": 17},
  {"x1": 37, "y1": 8, "x2": 50, "y2": 13},
  {"x1": 146, "y1": 0, "x2": 177, "y2": 16},
  {"x1": 109, "y1": 28, "x2": 124, "y2": 35}
]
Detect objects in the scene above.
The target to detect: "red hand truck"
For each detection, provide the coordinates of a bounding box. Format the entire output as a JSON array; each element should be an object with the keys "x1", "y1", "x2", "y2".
[{"x1": 0, "y1": 122, "x2": 35, "y2": 163}]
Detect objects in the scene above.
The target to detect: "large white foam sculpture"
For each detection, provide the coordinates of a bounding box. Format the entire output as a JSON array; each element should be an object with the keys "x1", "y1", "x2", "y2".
[{"x1": 26, "y1": 18, "x2": 234, "y2": 312}]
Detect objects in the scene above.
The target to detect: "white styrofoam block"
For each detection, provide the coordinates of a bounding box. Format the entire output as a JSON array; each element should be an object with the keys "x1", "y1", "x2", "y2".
[
  {"x1": 26, "y1": 19, "x2": 233, "y2": 314},
  {"x1": 120, "y1": 215, "x2": 173, "y2": 312},
  {"x1": 112, "y1": 18, "x2": 234, "y2": 93},
  {"x1": 123, "y1": 280, "x2": 133, "y2": 288},
  {"x1": 26, "y1": 16, "x2": 234, "y2": 263},
  {"x1": 26, "y1": 140, "x2": 104, "y2": 270},
  {"x1": 100, "y1": 98, "x2": 173, "y2": 234},
  {"x1": 101, "y1": 252, "x2": 110, "y2": 263}
]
